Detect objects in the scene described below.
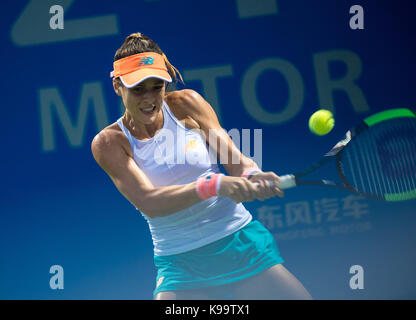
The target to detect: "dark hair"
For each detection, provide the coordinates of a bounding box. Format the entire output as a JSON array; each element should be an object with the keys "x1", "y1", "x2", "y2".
[{"x1": 113, "y1": 32, "x2": 184, "y2": 88}]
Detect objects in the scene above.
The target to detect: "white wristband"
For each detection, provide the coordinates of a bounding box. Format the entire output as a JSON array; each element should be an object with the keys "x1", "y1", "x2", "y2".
[
  {"x1": 242, "y1": 167, "x2": 261, "y2": 179},
  {"x1": 216, "y1": 174, "x2": 223, "y2": 195}
]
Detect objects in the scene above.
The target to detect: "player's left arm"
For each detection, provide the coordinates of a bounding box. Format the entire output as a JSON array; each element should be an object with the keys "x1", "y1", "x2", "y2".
[{"x1": 166, "y1": 89, "x2": 280, "y2": 189}]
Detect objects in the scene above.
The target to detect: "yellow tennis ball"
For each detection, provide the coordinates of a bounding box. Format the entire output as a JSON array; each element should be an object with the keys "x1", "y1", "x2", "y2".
[{"x1": 309, "y1": 109, "x2": 335, "y2": 135}]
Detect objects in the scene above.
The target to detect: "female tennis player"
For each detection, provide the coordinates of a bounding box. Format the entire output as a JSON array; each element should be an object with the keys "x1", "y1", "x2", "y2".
[{"x1": 91, "y1": 32, "x2": 312, "y2": 300}]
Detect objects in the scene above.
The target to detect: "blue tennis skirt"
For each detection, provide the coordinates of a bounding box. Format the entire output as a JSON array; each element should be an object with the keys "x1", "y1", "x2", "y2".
[{"x1": 153, "y1": 219, "x2": 284, "y2": 298}]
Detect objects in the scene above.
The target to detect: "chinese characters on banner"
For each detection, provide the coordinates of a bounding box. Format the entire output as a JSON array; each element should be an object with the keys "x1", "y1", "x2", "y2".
[{"x1": 256, "y1": 195, "x2": 373, "y2": 241}]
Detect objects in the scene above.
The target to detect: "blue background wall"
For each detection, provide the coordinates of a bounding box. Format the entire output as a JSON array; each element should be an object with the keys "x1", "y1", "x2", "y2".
[{"x1": 1, "y1": 0, "x2": 415, "y2": 299}]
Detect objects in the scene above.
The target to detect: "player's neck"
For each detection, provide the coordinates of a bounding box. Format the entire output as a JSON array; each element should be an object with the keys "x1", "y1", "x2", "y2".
[{"x1": 122, "y1": 109, "x2": 164, "y2": 140}]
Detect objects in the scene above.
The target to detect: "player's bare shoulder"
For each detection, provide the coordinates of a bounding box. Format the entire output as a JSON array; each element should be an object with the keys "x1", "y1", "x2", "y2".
[
  {"x1": 165, "y1": 89, "x2": 221, "y2": 131},
  {"x1": 165, "y1": 89, "x2": 202, "y2": 130},
  {"x1": 91, "y1": 122, "x2": 132, "y2": 168}
]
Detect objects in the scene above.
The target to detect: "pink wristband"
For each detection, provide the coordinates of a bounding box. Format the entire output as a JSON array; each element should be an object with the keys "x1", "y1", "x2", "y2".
[
  {"x1": 241, "y1": 167, "x2": 261, "y2": 179},
  {"x1": 196, "y1": 174, "x2": 223, "y2": 200},
  {"x1": 196, "y1": 177, "x2": 210, "y2": 199}
]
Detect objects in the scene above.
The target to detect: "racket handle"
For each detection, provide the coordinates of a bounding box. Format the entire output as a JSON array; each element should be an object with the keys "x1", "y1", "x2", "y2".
[
  {"x1": 278, "y1": 174, "x2": 296, "y2": 189},
  {"x1": 252, "y1": 174, "x2": 296, "y2": 189}
]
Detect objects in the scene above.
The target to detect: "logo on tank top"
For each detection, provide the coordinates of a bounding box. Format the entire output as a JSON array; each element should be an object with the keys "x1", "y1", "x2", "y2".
[
  {"x1": 138, "y1": 56, "x2": 154, "y2": 66},
  {"x1": 185, "y1": 139, "x2": 197, "y2": 154}
]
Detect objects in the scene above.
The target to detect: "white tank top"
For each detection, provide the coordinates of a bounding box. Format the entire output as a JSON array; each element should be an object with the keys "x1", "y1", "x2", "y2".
[{"x1": 117, "y1": 100, "x2": 252, "y2": 256}]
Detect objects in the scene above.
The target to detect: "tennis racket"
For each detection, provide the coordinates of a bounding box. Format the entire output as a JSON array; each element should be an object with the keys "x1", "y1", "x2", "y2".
[{"x1": 258, "y1": 108, "x2": 416, "y2": 202}]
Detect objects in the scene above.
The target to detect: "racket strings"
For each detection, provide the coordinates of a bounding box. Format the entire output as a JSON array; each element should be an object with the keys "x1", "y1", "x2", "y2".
[{"x1": 341, "y1": 118, "x2": 416, "y2": 199}]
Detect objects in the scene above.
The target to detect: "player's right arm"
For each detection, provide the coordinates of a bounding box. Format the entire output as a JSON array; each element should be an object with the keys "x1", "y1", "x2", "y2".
[
  {"x1": 91, "y1": 129, "x2": 205, "y2": 218},
  {"x1": 91, "y1": 129, "x2": 268, "y2": 218}
]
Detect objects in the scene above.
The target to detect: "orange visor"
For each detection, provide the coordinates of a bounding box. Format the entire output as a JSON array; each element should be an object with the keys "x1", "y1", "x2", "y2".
[{"x1": 110, "y1": 52, "x2": 172, "y2": 88}]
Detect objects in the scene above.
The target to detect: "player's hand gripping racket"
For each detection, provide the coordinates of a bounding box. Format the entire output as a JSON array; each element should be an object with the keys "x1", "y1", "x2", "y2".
[{"x1": 254, "y1": 108, "x2": 416, "y2": 202}]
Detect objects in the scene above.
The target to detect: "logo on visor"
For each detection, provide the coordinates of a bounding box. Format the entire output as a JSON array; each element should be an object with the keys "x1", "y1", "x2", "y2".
[{"x1": 138, "y1": 57, "x2": 154, "y2": 66}]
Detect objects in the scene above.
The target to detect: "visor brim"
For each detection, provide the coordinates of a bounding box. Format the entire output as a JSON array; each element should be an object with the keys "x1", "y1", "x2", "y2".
[{"x1": 120, "y1": 69, "x2": 172, "y2": 88}]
